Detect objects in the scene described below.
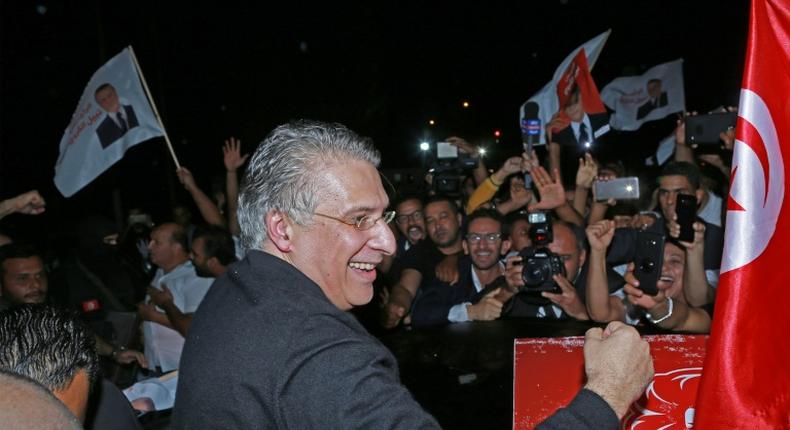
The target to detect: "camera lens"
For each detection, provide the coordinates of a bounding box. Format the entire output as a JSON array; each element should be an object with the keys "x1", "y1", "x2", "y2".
[
  {"x1": 523, "y1": 259, "x2": 550, "y2": 286},
  {"x1": 639, "y1": 258, "x2": 656, "y2": 274}
]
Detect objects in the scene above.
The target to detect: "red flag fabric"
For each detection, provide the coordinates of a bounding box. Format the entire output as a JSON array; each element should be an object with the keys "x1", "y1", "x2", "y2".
[
  {"x1": 549, "y1": 50, "x2": 607, "y2": 134},
  {"x1": 695, "y1": 0, "x2": 790, "y2": 427}
]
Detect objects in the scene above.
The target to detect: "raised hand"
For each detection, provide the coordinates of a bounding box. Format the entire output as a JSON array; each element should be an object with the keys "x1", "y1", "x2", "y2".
[
  {"x1": 575, "y1": 153, "x2": 598, "y2": 189},
  {"x1": 223, "y1": 137, "x2": 249, "y2": 172},
  {"x1": 528, "y1": 166, "x2": 566, "y2": 211},
  {"x1": 585, "y1": 220, "x2": 616, "y2": 253}
]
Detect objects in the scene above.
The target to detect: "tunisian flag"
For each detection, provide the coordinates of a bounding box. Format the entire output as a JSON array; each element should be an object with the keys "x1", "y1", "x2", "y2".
[{"x1": 695, "y1": 0, "x2": 790, "y2": 427}]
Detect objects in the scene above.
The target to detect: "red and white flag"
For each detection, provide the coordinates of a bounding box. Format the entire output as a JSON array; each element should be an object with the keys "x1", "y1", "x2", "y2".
[
  {"x1": 519, "y1": 30, "x2": 610, "y2": 145},
  {"x1": 695, "y1": 0, "x2": 790, "y2": 427},
  {"x1": 54, "y1": 48, "x2": 164, "y2": 197}
]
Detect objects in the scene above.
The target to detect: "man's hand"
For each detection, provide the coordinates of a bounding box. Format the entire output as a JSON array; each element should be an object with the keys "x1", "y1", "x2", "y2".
[
  {"x1": 176, "y1": 167, "x2": 197, "y2": 192},
  {"x1": 719, "y1": 128, "x2": 735, "y2": 151},
  {"x1": 0, "y1": 190, "x2": 46, "y2": 219},
  {"x1": 435, "y1": 253, "x2": 459, "y2": 285},
  {"x1": 114, "y1": 348, "x2": 149, "y2": 369},
  {"x1": 468, "y1": 288, "x2": 503, "y2": 321},
  {"x1": 445, "y1": 136, "x2": 477, "y2": 156},
  {"x1": 147, "y1": 284, "x2": 174, "y2": 308},
  {"x1": 575, "y1": 153, "x2": 598, "y2": 189},
  {"x1": 521, "y1": 149, "x2": 540, "y2": 173},
  {"x1": 137, "y1": 302, "x2": 165, "y2": 322},
  {"x1": 505, "y1": 255, "x2": 525, "y2": 291},
  {"x1": 528, "y1": 166, "x2": 566, "y2": 211},
  {"x1": 583, "y1": 321, "x2": 654, "y2": 419},
  {"x1": 542, "y1": 275, "x2": 589, "y2": 320},
  {"x1": 383, "y1": 302, "x2": 406, "y2": 329},
  {"x1": 509, "y1": 180, "x2": 533, "y2": 209},
  {"x1": 223, "y1": 137, "x2": 249, "y2": 172},
  {"x1": 585, "y1": 220, "x2": 616, "y2": 253},
  {"x1": 667, "y1": 219, "x2": 706, "y2": 251},
  {"x1": 622, "y1": 263, "x2": 666, "y2": 310}
]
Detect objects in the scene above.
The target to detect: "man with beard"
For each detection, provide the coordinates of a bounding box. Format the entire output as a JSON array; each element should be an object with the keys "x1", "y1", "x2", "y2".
[
  {"x1": 378, "y1": 195, "x2": 426, "y2": 281},
  {"x1": 137, "y1": 223, "x2": 213, "y2": 373},
  {"x1": 147, "y1": 225, "x2": 235, "y2": 337},
  {"x1": 383, "y1": 195, "x2": 464, "y2": 328},
  {"x1": 411, "y1": 209, "x2": 512, "y2": 326}
]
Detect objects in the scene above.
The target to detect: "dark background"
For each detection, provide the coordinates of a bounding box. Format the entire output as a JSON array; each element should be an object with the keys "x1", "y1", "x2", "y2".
[{"x1": 0, "y1": 1, "x2": 749, "y2": 242}]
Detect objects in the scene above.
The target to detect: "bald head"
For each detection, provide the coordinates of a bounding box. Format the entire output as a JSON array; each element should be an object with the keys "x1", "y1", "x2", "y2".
[
  {"x1": 0, "y1": 370, "x2": 82, "y2": 429},
  {"x1": 148, "y1": 222, "x2": 190, "y2": 272}
]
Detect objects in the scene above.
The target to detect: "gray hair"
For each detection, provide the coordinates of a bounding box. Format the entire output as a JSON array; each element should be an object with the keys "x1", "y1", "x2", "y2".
[
  {"x1": 0, "y1": 304, "x2": 100, "y2": 393},
  {"x1": 237, "y1": 120, "x2": 381, "y2": 251}
]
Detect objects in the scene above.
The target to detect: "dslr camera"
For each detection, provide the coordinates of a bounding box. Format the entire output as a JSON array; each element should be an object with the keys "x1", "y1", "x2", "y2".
[
  {"x1": 517, "y1": 212, "x2": 565, "y2": 295},
  {"x1": 428, "y1": 142, "x2": 478, "y2": 196}
]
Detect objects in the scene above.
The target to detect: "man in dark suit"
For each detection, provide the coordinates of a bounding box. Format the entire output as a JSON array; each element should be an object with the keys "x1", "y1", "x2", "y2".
[
  {"x1": 548, "y1": 86, "x2": 610, "y2": 188},
  {"x1": 94, "y1": 83, "x2": 139, "y2": 149},
  {"x1": 636, "y1": 78, "x2": 669, "y2": 120}
]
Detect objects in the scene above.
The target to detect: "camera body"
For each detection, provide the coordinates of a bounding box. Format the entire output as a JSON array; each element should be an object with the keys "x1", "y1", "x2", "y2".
[
  {"x1": 428, "y1": 142, "x2": 478, "y2": 196},
  {"x1": 518, "y1": 212, "x2": 564, "y2": 294}
]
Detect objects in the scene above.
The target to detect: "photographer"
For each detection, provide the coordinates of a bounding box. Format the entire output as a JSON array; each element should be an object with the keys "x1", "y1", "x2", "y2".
[
  {"x1": 502, "y1": 218, "x2": 590, "y2": 320},
  {"x1": 584, "y1": 220, "x2": 711, "y2": 333}
]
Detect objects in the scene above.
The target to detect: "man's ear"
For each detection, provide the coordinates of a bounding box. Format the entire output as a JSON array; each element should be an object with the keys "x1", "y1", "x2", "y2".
[
  {"x1": 500, "y1": 239, "x2": 511, "y2": 256},
  {"x1": 462, "y1": 240, "x2": 469, "y2": 256},
  {"x1": 578, "y1": 248, "x2": 587, "y2": 268},
  {"x1": 265, "y1": 210, "x2": 295, "y2": 253}
]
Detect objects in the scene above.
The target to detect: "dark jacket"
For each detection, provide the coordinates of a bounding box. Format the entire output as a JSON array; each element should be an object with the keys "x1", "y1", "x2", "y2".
[{"x1": 172, "y1": 250, "x2": 440, "y2": 429}]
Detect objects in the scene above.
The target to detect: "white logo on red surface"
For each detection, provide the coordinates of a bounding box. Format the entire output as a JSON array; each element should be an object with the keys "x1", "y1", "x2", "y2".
[
  {"x1": 721, "y1": 89, "x2": 784, "y2": 273},
  {"x1": 622, "y1": 367, "x2": 702, "y2": 429}
]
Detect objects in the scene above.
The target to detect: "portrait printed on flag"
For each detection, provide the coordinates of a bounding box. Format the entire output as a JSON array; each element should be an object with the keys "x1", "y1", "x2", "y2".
[{"x1": 94, "y1": 83, "x2": 140, "y2": 149}]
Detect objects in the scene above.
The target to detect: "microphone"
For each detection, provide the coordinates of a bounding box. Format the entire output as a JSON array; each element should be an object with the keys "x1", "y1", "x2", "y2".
[{"x1": 521, "y1": 101, "x2": 541, "y2": 189}]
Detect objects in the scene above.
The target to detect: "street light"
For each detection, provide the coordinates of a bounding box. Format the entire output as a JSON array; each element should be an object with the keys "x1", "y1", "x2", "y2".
[
  {"x1": 420, "y1": 142, "x2": 430, "y2": 151},
  {"x1": 462, "y1": 101, "x2": 470, "y2": 108}
]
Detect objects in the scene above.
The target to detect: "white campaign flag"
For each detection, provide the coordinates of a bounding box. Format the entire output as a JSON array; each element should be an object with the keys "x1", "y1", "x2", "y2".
[
  {"x1": 519, "y1": 29, "x2": 611, "y2": 146},
  {"x1": 601, "y1": 59, "x2": 685, "y2": 131},
  {"x1": 54, "y1": 47, "x2": 164, "y2": 197}
]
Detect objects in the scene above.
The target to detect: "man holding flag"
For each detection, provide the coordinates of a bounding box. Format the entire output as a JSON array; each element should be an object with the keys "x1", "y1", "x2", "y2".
[{"x1": 695, "y1": 0, "x2": 790, "y2": 427}]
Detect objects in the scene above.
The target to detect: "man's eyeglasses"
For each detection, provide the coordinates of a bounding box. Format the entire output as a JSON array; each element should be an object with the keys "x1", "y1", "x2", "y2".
[
  {"x1": 395, "y1": 211, "x2": 423, "y2": 224},
  {"x1": 465, "y1": 233, "x2": 502, "y2": 244},
  {"x1": 314, "y1": 211, "x2": 397, "y2": 231}
]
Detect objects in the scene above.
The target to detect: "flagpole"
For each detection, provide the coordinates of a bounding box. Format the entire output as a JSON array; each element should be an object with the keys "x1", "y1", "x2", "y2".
[{"x1": 127, "y1": 45, "x2": 181, "y2": 170}]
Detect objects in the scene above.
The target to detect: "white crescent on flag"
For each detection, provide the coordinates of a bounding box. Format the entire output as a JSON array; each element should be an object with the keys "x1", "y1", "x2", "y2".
[{"x1": 721, "y1": 88, "x2": 784, "y2": 273}]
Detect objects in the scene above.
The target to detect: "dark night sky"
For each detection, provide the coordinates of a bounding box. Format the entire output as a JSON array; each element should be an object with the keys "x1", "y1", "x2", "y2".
[{"x1": 0, "y1": 1, "x2": 749, "y2": 239}]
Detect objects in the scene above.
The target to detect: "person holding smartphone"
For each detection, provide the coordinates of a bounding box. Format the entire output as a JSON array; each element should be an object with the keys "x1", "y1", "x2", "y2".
[{"x1": 604, "y1": 162, "x2": 722, "y2": 309}]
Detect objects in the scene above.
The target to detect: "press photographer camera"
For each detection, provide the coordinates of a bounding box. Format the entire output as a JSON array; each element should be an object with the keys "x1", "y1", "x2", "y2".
[
  {"x1": 517, "y1": 211, "x2": 565, "y2": 295},
  {"x1": 428, "y1": 141, "x2": 478, "y2": 196}
]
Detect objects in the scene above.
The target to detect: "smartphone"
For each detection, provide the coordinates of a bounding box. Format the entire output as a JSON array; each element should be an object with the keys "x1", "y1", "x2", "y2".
[
  {"x1": 593, "y1": 177, "x2": 640, "y2": 202},
  {"x1": 685, "y1": 112, "x2": 737, "y2": 146},
  {"x1": 633, "y1": 231, "x2": 664, "y2": 296},
  {"x1": 436, "y1": 141, "x2": 458, "y2": 159},
  {"x1": 675, "y1": 194, "x2": 697, "y2": 242}
]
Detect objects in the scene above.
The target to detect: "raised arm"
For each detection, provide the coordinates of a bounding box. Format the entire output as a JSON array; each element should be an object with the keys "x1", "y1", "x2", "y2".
[
  {"x1": 529, "y1": 166, "x2": 584, "y2": 227},
  {"x1": 177, "y1": 167, "x2": 226, "y2": 227},
  {"x1": 585, "y1": 220, "x2": 626, "y2": 322},
  {"x1": 0, "y1": 190, "x2": 45, "y2": 220},
  {"x1": 623, "y1": 268, "x2": 711, "y2": 333},
  {"x1": 223, "y1": 137, "x2": 249, "y2": 235}
]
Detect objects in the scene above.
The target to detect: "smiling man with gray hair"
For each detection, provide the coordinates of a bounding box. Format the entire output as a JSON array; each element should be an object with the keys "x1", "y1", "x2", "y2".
[
  {"x1": 173, "y1": 120, "x2": 653, "y2": 430},
  {"x1": 172, "y1": 120, "x2": 438, "y2": 428}
]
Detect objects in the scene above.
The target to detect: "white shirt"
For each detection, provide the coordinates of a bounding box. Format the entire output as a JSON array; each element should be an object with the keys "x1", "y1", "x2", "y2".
[
  {"x1": 143, "y1": 261, "x2": 214, "y2": 372},
  {"x1": 697, "y1": 190, "x2": 723, "y2": 227}
]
